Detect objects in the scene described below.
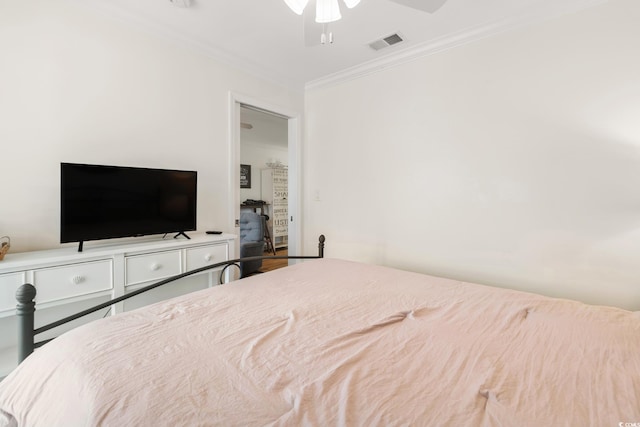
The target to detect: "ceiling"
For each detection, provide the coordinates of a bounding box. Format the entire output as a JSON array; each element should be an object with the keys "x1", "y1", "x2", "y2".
[
  {"x1": 73, "y1": 0, "x2": 605, "y2": 90},
  {"x1": 241, "y1": 107, "x2": 288, "y2": 148}
]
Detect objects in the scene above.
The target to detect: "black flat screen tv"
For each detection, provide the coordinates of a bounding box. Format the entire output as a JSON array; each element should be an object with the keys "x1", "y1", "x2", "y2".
[{"x1": 61, "y1": 163, "x2": 197, "y2": 250}]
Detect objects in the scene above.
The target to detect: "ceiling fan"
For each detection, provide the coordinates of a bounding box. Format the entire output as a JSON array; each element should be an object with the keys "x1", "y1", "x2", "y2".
[{"x1": 283, "y1": 0, "x2": 448, "y2": 46}]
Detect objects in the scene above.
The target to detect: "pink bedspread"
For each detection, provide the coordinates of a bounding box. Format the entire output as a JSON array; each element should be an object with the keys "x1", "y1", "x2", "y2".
[{"x1": 1, "y1": 258, "x2": 639, "y2": 426}]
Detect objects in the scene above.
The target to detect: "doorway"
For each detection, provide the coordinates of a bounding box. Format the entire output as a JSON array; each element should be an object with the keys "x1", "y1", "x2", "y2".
[
  {"x1": 240, "y1": 106, "x2": 288, "y2": 262},
  {"x1": 228, "y1": 93, "x2": 301, "y2": 264}
]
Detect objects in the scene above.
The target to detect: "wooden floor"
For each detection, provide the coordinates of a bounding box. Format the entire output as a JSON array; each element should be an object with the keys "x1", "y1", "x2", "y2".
[{"x1": 259, "y1": 248, "x2": 288, "y2": 273}]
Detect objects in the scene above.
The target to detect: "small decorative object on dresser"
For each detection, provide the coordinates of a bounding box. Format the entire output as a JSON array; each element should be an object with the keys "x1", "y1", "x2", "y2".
[{"x1": 0, "y1": 236, "x2": 9, "y2": 261}]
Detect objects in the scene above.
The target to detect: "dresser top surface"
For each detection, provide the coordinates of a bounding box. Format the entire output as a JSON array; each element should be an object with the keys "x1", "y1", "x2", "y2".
[{"x1": 0, "y1": 233, "x2": 237, "y2": 272}]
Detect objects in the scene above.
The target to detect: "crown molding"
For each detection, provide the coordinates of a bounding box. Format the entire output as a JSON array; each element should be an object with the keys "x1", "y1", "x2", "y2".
[{"x1": 305, "y1": 0, "x2": 609, "y2": 91}]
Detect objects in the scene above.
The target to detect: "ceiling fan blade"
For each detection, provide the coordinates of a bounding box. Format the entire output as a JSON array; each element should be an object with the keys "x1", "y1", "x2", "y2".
[{"x1": 387, "y1": 0, "x2": 447, "y2": 13}]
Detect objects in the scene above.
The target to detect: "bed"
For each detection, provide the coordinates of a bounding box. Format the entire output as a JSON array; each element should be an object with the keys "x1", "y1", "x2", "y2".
[{"x1": 0, "y1": 239, "x2": 639, "y2": 425}]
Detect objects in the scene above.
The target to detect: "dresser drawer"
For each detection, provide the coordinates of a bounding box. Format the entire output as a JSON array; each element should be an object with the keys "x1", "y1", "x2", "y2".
[
  {"x1": 33, "y1": 260, "x2": 113, "y2": 304},
  {"x1": 185, "y1": 244, "x2": 228, "y2": 271},
  {"x1": 125, "y1": 250, "x2": 182, "y2": 286},
  {"x1": 0, "y1": 272, "x2": 27, "y2": 312}
]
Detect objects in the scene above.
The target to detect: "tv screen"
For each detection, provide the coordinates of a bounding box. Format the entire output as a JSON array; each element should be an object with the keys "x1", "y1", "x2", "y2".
[{"x1": 61, "y1": 163, "x2": 197, "y2": 246}]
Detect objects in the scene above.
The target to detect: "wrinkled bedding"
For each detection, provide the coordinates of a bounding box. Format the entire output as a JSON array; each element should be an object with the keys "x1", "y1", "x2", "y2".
[{"x1": 1, "y1": 258, "x2": 639, "y2": 426}]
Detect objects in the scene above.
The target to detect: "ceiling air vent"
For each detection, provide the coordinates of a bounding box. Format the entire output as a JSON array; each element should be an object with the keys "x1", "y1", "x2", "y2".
[{"x1": 369, "y1": 33, "x2": 405, "y2": 51}]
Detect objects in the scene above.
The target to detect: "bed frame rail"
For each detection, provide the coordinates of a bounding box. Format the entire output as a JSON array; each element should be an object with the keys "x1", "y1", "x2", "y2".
[{"x1": 15, "y1": 235, "x2": 325, "y2": 364}]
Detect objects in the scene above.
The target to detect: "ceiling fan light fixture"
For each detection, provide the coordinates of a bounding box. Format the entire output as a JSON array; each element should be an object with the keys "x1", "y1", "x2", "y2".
[
  {"x1": 316, "y1": 0, "x2": 342, "y2": 23},
  {"x1": 342, "y1": 0, "x2": 361, "y2": 8},
  {"x1": 283, "y1": 0, "x2": 309, "y2": 15}
]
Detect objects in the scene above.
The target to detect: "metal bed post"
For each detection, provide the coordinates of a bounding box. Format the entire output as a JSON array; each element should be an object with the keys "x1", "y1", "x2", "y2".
[
  {"x1": 318, "y1": 234, "x2": 325, "y2": 258},
  {"x1": 16, "y1": 284, "x2": 36, "y2": 364}
]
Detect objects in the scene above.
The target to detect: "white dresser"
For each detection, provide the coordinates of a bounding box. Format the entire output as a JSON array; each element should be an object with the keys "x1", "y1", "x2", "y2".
[{"x1": 0, "y1": 233, "x2": 237, "y2": 377}]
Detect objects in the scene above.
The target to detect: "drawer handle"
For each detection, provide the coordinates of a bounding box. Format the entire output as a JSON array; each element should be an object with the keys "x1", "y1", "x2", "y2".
[
  {"x1": 150, "y1": 263, "x2": 162, "y2": 271},
  {"x1": 204, "y1": 254, "x2": 212, "y2": 262},
  {"x1": 71, "y1": 275, "x2": 85, "y2": 285}
]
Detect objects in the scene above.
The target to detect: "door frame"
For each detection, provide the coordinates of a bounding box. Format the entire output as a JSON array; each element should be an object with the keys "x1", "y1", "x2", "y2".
[{"x1": 228, "y1": 91, "x2": 301, "y2": 261}]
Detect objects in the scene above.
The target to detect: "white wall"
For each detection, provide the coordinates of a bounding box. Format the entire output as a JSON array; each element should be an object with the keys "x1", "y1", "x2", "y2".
[
  {"x1": 0, "y1": 0, "x2": 302, "y2": 253},
  {"x1": 304, "y1": 0, "x2": 640, "y2": 310}
]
